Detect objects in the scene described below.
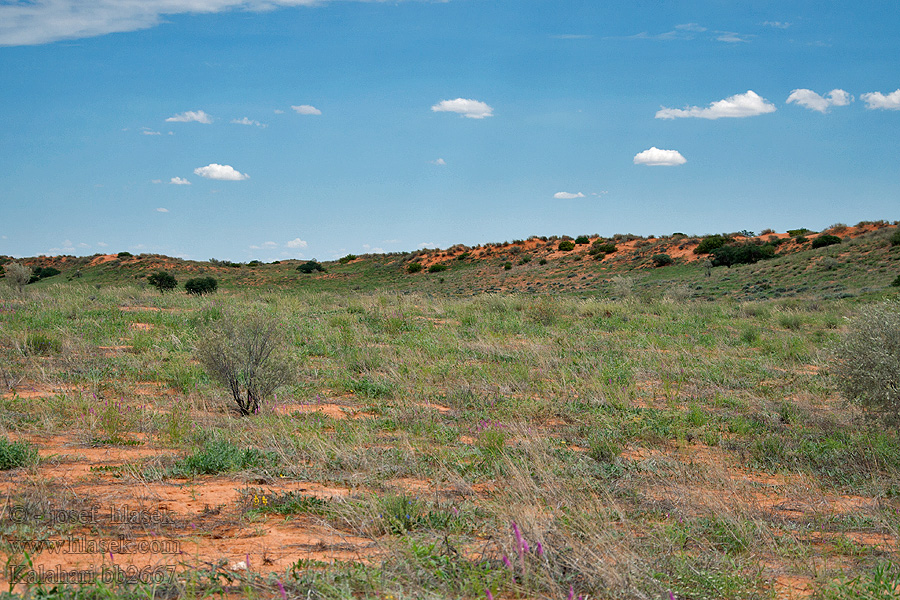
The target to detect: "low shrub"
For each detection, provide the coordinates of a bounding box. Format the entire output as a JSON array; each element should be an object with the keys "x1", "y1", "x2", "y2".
[
  {"x1": 428, "y1": 264, "x2": 448, "y2": 273},
  {"x1": 589, "y1": 241, "x2": 617, "y2": 255},
  {"x1": 503, "y1": 262, "x2": 513, "y2": 270},
  {"x1": 406, "y1": 262, "x2": 423, "y2": 273},
  {"x1": 117, "y1": 251, "x2": 132, "y2": 258},
  {"x1": 538, "y1": 258, "x2": 548, "y2": 265},
  {"x1": 297, "y1": 260, "x2": 326, "y2": 274},
  {"x1": 788, "y1": 228, "x2": 813, "y2": 237},
  {"x1": 711, "y1": 243, "x2": 776, "y2": 267},
  {"x1": 3, "y1": 262, "x2": 31, "y2": 292},
  {"x1": 812, "y1": 235, "x2": 842, "y2": 249},
  {"x1": 25, "y1": 333, "x2": 61, "y2": 355},
  {"x1": 339, "y1": 254, "x2": 358, "y2": 264},
  {"x1": 651, "y1": 253, "x2": 674, "y2": 267},
  {"x1": 174, "y1": 439, "x2": 273, "y2": 475},
  {"x1": 185, "y1": 276, "x2": 218, "y2": 295},
  {"x1": 574, "y1": 235, "x2": 590, "y2": 245},
  {"x1": 890, "y1": 228, "x2": 900, "y2": 247},
  {"x1": 892, "y1": 275, "x2": 900, "y2": 287},
  {"x1": 558, "y1": 240, "x2": 576, "y2": 252},
  {"x1": 29, "y1": 266, "x2": 61, "y2": 283},
  {"x1": 694, "y1": 234, "x2": 733, "y2": 254},
  {"x1": 829, "y1": 301, "x2": 900, "y2": 429}
]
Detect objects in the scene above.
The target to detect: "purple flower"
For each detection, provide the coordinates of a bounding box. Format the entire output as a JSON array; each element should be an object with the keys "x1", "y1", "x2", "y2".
[
  {"x1": 567, "y1": 585, "x2": 575, "y2": 600},
  {"x1": 485, "y1": 590, "x2": 494, "y2": 600},
  {"x1": 277, "y1": 580, "x2": 287, "y2": 600},
  {"x1": 535, "y1": 542, "x2": 543, "y2": 556},
  {"x1": 502, "y1": 555, "x2": 512, "y2": 570}
]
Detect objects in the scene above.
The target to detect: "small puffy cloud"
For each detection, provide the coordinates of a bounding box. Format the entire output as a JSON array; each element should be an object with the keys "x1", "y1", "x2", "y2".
[
  {"x1": 656, "y1": 90, "x2": 776, "y2": 120},
  {"x1": 431, "y1": 98, "x2": 493, "y2": 119},
  {"x1": 193, "y1": 164, "x2": 249, "y2": 181},
  {"x1": 715, "y1": 32, "x2": 748, "y2": 43},
  {"x1": 166, "y1": 110, "x2": 212, "y2": 124},
  {"x1": 291, "y1": 105, "x2": 321, "y2": 115},
  {"x1": 551, "y1": 34, "x2": 592, "y2": 39},
  {"x1": 418, "y1": 242, "x2": 437, "y2": 249},
  {"x1": 633, "y1": 147, "x2": 687, "y2": 166},
  {"x1": 142, "y1": 129, "x2": 161, "y2": 135},
  {"x1": 430, "y1": 158, "x2": 447, "y2": 165},
  {"x1": 231, "y1": 117, "x2": 266, "y2": 127},
  {"x1": 274, "y1": 109, "x2": 285, "y2": 114},
  {"x1": 786, "y1": 88, "x2": 853, "y2": 113},
  {"x1": 554, "y1": 192, "x2": 585, "y2": 199},
  {"x1": 286, "y1": 238, "x2": 308, "y2": 249},
  {"x1": 861, "y1": 89, "x2": 900, "y2": 110},
  {"x1": 169, "y1": 177, "x2": 191, "y2": 185},
  {"x1": 676, "y1": 23, "x2": 707, "y2": 32},
  {"x1": 249, "y1": 241, "x2": 278, "y2": 250},
  {"x1": 97, "y1": 242, "x2": 108, "y2": 247},
  {"x1": 156, "y1": 208, "x2": 169, "y2": 213},
  {"x1": 763, "y1": 21, "x2": 791, "y2": 29}
]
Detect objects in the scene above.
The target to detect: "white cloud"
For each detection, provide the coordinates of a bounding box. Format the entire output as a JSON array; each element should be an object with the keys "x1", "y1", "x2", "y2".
[
  {"x1": 551, "y1": 34, "x2": 592, "y2": 39},
  {"x1": 786, "y1": 88, "x2": 853, "y2": 113},
  {"x1": 142, "y1": 129, "x2": 161, "y2": 135},
  {"x1": 655, "y1": 90, "x2": 776, "y2": 120},
  {"x1": 231, "y1": 117, "x2": 266, "y2": 127},
  {"x1": 861, "y1": 89, "x2": 900, "y2": 110},
  {"x1": 715, "y1": 32, "x2": 748, "y2": 43},
  {"x1": 430, "y1": 158, "x2": 447, "y2": 165},
  {"x1": 431, "y1": 98, "x2": 494, "y2": 119},
  {"x1": 763, "y1": 21, "x2": 791, "y2": 29},
  {"x1": 554, "y1": 192, "x2": 585, "y2": 199},
  {"x1": 97, "y1": 241, "x2": 108, "y2": 247},
  {"x1": 0, "y1": 0, "x2": 335, "y2": 46},
  {"x1": 286, "y1": 238, "x2": 308, "y2": 249},
  {"x1": 151, "y1": 179, "x2": 163, "y2": 184},
  {"x1": 169, "y1": 177, "x2": 191, "y2": 185},
  {"x1": 418, "y1": 242, "x2": 437, "y2": 249},
  {"x1": 274, "y1": 109, "x2": 285, "y2": 114},
  {"x1": 633, "y1": 147, "x2": 687, "y2": 166},
  {"x1": 263, "y1": 241, "x2": 277, "y2": 247},
  {"x1": 78, "y1": 242, "x2": 90, "y2": 248},
  {"x1": 193, "y1": 164, "x2": 249, "y2": 181},
  {"x1": 291, "y1": 104, "x2": 321, "y2": 115},
  {"x1": 156, "y1": 208, "x2": 169, "y2": 213},
  {"x1": 166, "y1": 110, "x2": 212, "y2": 124},
  {"x1": 676, "y1": 23, "x2": 706, "y2": 32}
]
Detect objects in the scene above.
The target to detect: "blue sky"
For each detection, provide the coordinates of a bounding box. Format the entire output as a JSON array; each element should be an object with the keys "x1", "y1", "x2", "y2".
[{"x1": 1, "y1": 0, "x2": 898, "y2": 261}]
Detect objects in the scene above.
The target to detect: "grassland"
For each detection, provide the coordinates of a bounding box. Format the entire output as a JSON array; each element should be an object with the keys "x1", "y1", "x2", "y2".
[{"x1": 0, "y1": 223, "x2": 899, "y2": 599}]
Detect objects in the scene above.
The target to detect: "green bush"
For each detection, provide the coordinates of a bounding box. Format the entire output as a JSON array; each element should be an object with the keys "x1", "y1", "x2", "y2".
[
  {"x1": 795, "y1": 236, "x2": 809, "y2": 244},
  {"x1": 117, "y1": 251, "x2": 132, "y2": 258},
  {"x1": 518, "y1": 255, "x2": 531, "y2": 265},
  {"x1": 0, "y1": 437, "x2": 38, "y2": 470},
  {"x1": 558, "y1": 240, "x2": 576, "y2": 252},
  {"x1": 503, "y1": 262, "x2": 513, "y2": 270},
  {"x1": 185, "y1": 276, "x2": 218, "y2": 295},
  {"x1": 830, "y1": 301, "x2": 900, "y2": 429},
  {"x1": 892, "y1": 275, "x2": 900, "y2": 287},
  {"x1": 651, "y1": 253, "x2": 674, "y2": 267},
  {"x1": 29, "y1": 266, "x2": 61, "y2": 283},
  {"x1": 812, "y1": 235, "x2": 842, "y2": 249},
  {"x1": 890, "y1": 229, "x2": 900, "y2": 247},
  {"x1": 694, "y1": 235, "x2": 733, "y2": 255},
  {"x1": 590, "y1": 241, "x2": 617, "y2": 255},
  {"x1": 406, "y1": 262, "x2": 423, "y2": 273},
  {"x1": 3, "y1": 262, "x2": 31, "y2": 292},
  {"x1": 428, "y1": 264, "x2": 448, "y2": 273},
  {"x1": 574, "y1": 235, "x2": 590, "y2": 245},
  {"x1": 538, "y1": 258, "x2": 548, "y2": 265},
  {"x1": 195, "y1": 310, "x2": 294, "y2": 416},
  {"x1": 788, "y1": 228, "x2": 813, "y2": 237},
  {"x1": 297, "y1": 261, "x2": 326, "y2": 274},
  {"x1": 339, "y1": 254, "x2": 358, "y2": 264},
  {"x1": 711, "y1": 243, "x2": 776, "y2": 267},
  {"x1": 147, "y1": 271, "x2": 177, "y2": 293}
]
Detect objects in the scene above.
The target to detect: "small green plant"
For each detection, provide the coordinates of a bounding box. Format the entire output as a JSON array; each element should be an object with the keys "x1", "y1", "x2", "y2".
[
  {"x1": 0, "y1": 437, "x2": 38, "y2": 470},
  {"x1": 184, "y1": 276, "x2": 218, "y2": 295},
  {"x1": 457, "y1": 252, "x2": 470, "y2": 261},
  {"x1": 297, "y1": 260, "x2": 326, "y2": 274},
  {"x1": 428, "y1": 263, "x2": 448, "y2": 273},
  {"x1": 574, "y1": 235, "x2": 590, "y2": 245},
  {"x1": 812, "y1": 234, "x2": 842, "y2": 249},
  {"x1": 590, "y1": 241, "x2": 617, "y2": 255},
  {"x1": 29, "y1": 266, "x2": 61, "y2": 282},
  {"x1": 557, "y1": 240, "x2": 576, "y2": 252},
  {"x1": 538, "y1": 258, "x2": 547, "y2": 265},
  {"x1": 339, "y1": 254, "x2": 358, "y2": 264},
  {"x1": 117, "y1": 251, "x2": 132, "y2": 258},
  {"x1": 788, "y1": 228, "x2": 813, "y2": 237},
  {"x1": 503, "y1": 262, "x2": 512, "y2": 270},
  {"x1": 174, "y1": 439, "x2": 273, "y2": 475},
  {"x1": 651, "y1": 253, "x2": 674, "y2": 267},
  {"x1": 824, "y1": 561, "x2": 900, "y2": 600},
  {"x1": 24, "y1": 332, "x2": 61, "y2": 355},
  {"x1": 892, "y1": 275, "x2": 900, "y2": 287},
  {"x1": 711, "y1": 243, "x2": 776, "y2": 267},
  {"x1": 407, "y1": 262, "x2": 423, "y2": 273},
  {"x1": 829, "y1": 300, "x2": 900, "y2": 430},
  {"x1": 147, "y1": 271, "x2": 177, "y2": 293},
  {"x1": 518, "y1": 255, "x2": 531, "y2": 264}
]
